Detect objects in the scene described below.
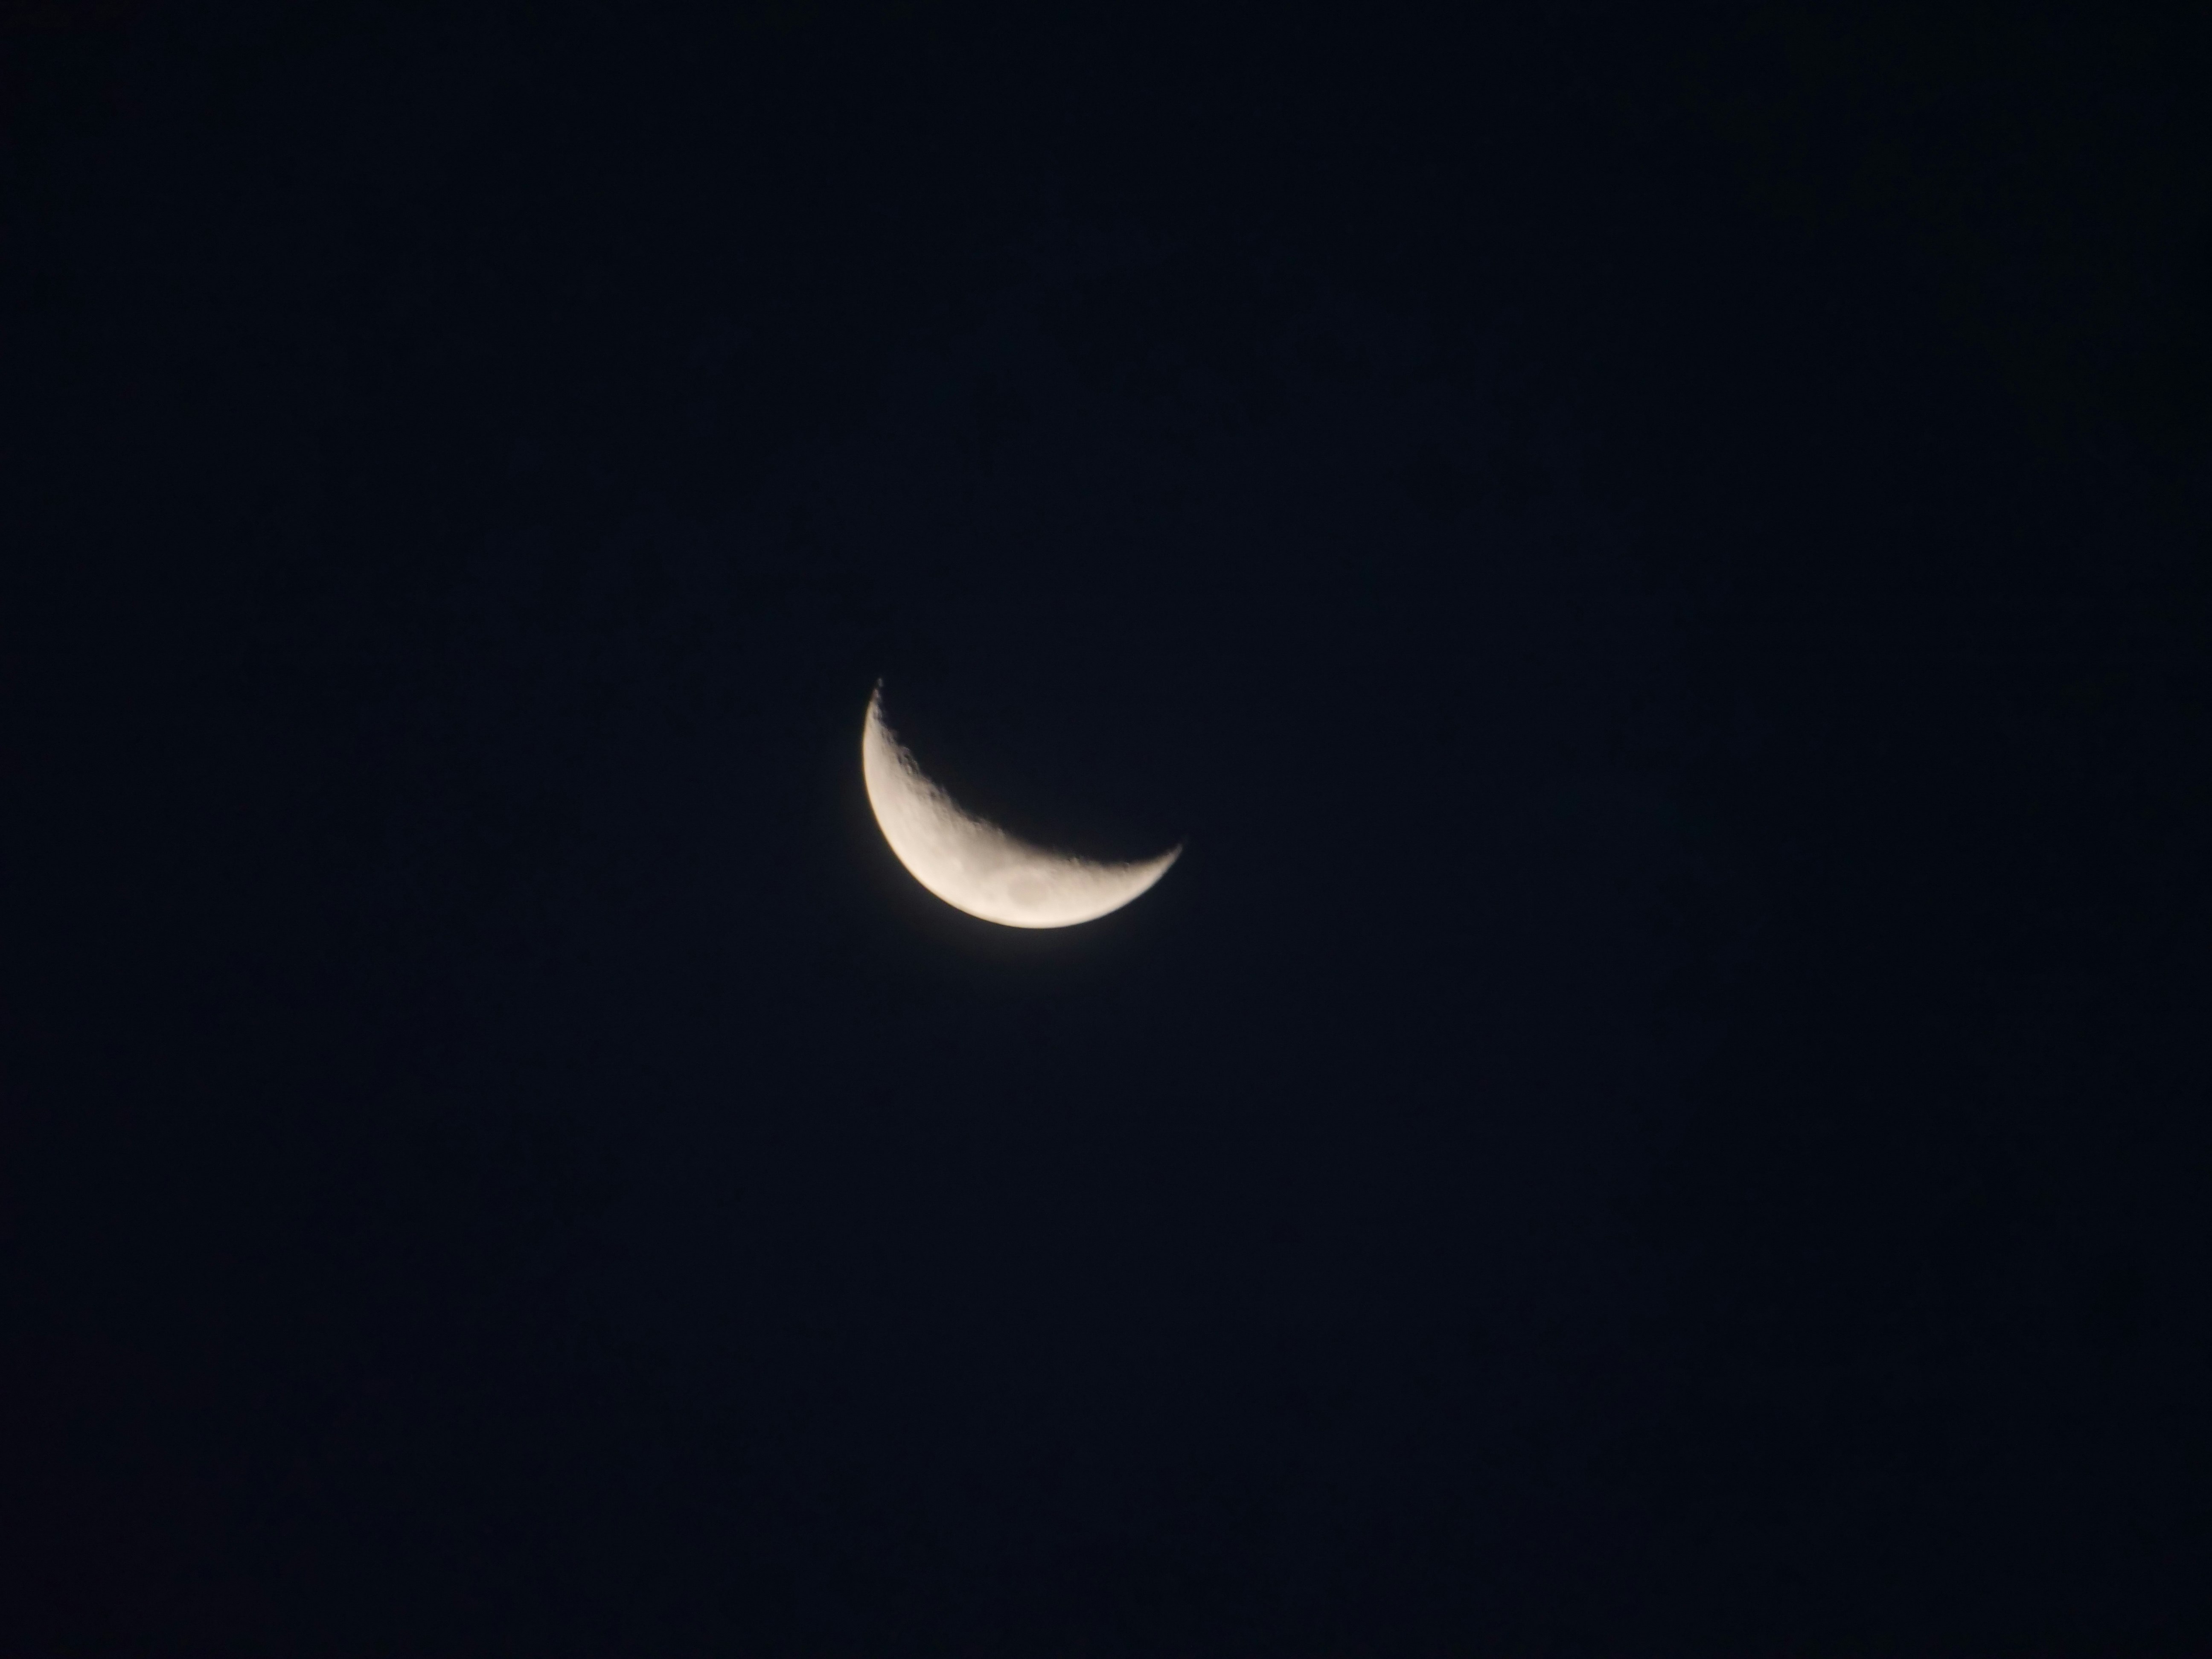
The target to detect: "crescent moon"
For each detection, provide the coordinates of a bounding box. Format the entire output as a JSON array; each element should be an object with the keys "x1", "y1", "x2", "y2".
[{"x1": 861, "y1": 686, "x2": 1180, "y2": 928}]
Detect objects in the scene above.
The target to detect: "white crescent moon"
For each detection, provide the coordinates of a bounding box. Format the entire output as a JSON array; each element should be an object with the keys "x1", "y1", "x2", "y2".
[{"x1": 861, "y1": 686, "x2": 1180, "y2": 928}]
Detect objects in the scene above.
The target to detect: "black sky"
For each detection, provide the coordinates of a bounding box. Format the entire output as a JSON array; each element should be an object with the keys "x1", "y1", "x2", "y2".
[{"x1": 6, "y1": 2, "x2": 2210, "y2": 1652}]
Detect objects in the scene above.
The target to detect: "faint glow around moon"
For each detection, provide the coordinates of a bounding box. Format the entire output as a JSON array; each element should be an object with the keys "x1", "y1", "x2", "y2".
[{"x1": 861, "y1": 686, "x2": 1180, "y2": 929}]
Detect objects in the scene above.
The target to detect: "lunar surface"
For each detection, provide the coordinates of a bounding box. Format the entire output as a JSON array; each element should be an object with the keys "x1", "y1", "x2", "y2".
[{"x1": 861, "y1": 686, "x2": 1180, "y2": 928}]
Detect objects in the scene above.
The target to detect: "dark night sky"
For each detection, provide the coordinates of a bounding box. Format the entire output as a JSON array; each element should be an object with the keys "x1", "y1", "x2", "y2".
[{"x1": 6, "y1": 2, "x2": 2210, "y2": 1652}]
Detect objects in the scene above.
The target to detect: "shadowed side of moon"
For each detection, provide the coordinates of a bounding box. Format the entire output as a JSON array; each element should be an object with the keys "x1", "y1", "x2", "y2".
[{"x1": 861, "y1": 687, "x2": 1180, "y2": 929}]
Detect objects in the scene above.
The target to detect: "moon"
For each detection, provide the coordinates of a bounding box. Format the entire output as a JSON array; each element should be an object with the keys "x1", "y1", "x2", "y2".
[{"x1": 861, "y1": 686, "x2": 1181, "y2": 928}]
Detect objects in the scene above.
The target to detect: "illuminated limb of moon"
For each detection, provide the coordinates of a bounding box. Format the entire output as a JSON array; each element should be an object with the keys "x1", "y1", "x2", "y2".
[{"x1": 861, "y1": 686, "x2": 1180, "y2": 928}]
